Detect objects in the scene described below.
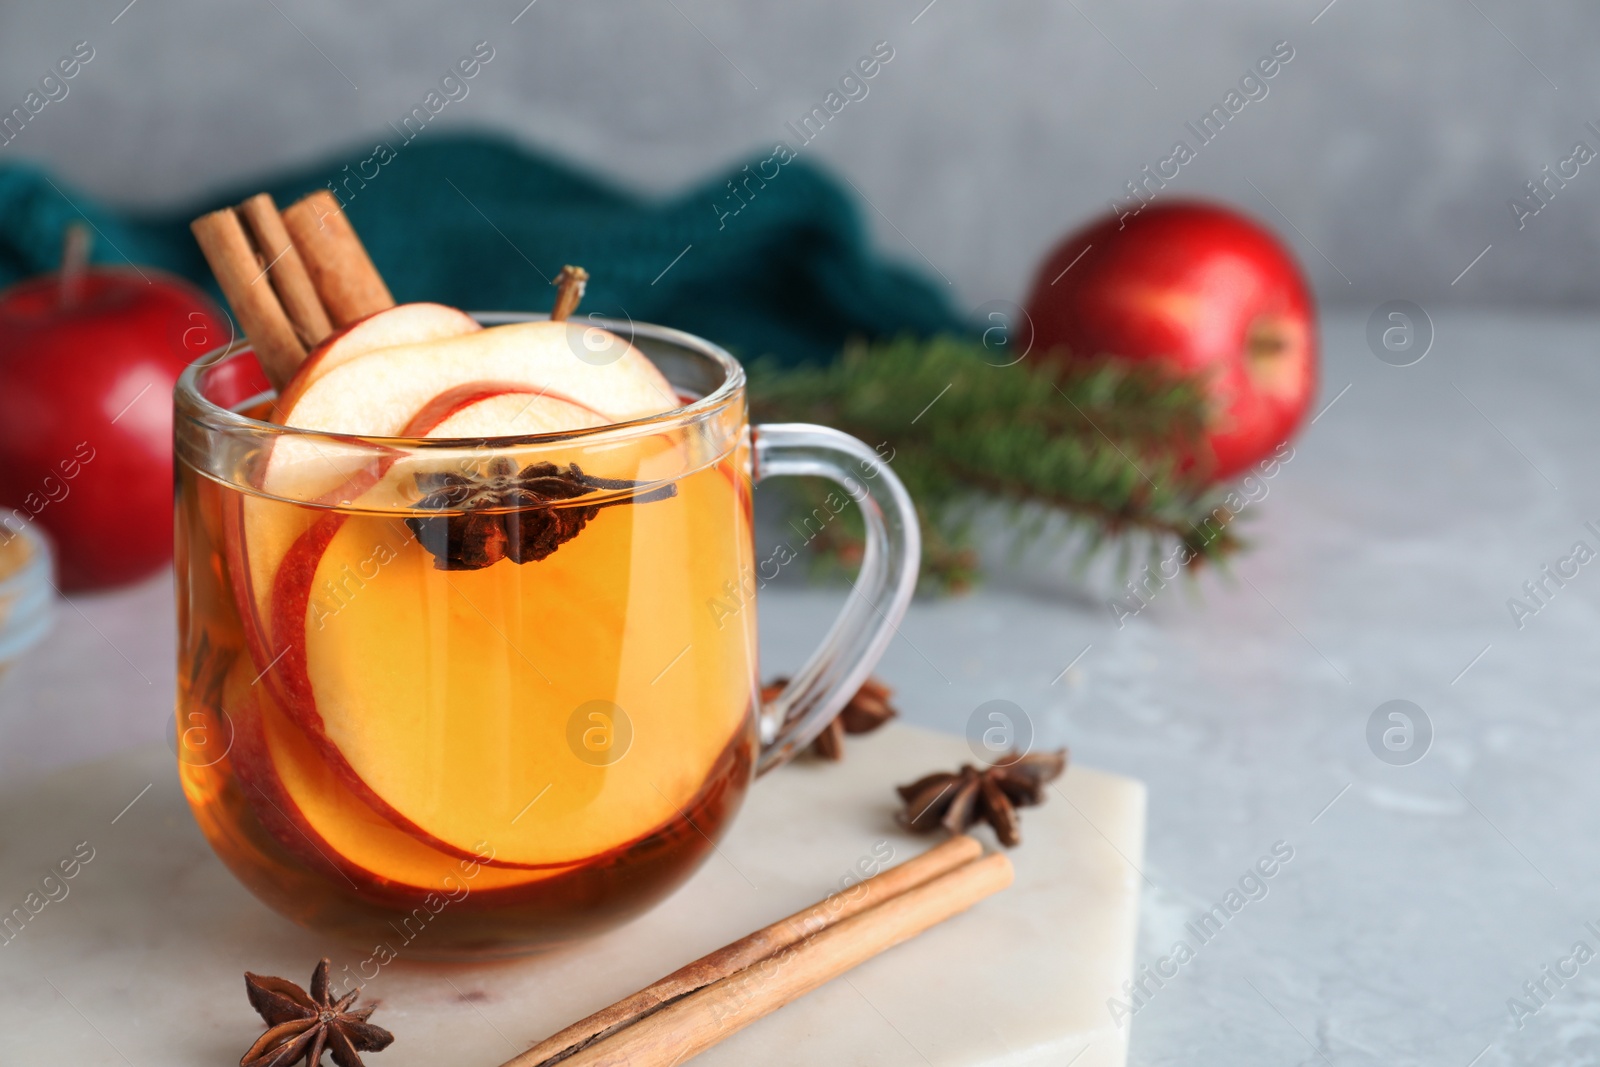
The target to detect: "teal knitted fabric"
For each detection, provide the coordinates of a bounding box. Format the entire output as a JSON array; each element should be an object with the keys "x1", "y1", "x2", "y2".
[{"x1": 0, "y1": 135, "x2": 964, "y2": 366}]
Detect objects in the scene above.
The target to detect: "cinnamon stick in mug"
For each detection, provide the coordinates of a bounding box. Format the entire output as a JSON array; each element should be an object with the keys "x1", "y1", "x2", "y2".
[
  {"x1": 190, "y1": 206, "x2": 307, "y2": 389},
  {"x1": 236, "y1": 193, "x2": 333, "y2": 348},
  {"x1": 280, "y1": 190, "x2": 394, "y2": 326}
]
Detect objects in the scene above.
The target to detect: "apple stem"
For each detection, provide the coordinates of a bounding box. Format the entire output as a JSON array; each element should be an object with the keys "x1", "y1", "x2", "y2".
[
  {"x1": 550, "y1": 265, "x2": 589, "y2": 322},
  {"x1": 59, "y1": 223, "x2": 92, "y2": 308}
]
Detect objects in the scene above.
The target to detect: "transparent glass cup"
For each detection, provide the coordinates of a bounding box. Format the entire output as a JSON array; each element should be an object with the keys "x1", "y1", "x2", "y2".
[{"x1": 171, "y1": 314, "x2": 919, "y2": 959}]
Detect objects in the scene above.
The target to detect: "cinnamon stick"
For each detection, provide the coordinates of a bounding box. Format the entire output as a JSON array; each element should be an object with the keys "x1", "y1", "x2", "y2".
[
  {"x1": 190, "y1": 207, "x2": 307, "y2": 389},
  {"x1": 237, "y1": 193, "x2": 334, "y2": 348},
  {"x1": 281, "y1": 190, "x2": 394, "y2": 327},
  {"x1": 533, "y1": 852, "x2": 1013, "y2": 1067},
  {"x1": 507, "y1": 834, "x2": 982, "y2": 1067}
]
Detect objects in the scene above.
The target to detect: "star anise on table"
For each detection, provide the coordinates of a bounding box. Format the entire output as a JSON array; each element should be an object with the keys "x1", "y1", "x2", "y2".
[
  {"x1": 240, "y1": 958, "x2": 394, "y2": 1067},
  {"x1": 406, "y1": 457, "x2": 675, "y2": 571},
  {"x1": 766, "y1": 675, "x2": 897, "y2": 760},
  {"x1": 896, "y1": 749, "x2": 1068, "y2": 847}
]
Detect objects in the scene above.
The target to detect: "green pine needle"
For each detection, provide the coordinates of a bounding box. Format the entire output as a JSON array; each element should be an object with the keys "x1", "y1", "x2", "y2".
[{"x1": 748, "y1": 336, "x2": 1244, "y2": 591}]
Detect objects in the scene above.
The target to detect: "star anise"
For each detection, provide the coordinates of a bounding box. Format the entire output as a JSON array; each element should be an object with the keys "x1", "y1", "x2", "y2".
[
  {"x1": 766, "y1": 675, "x2": 898, "y2": 760},
  {"x1": 896, "y1": 749, "x2": 1068, "y2": 847},
  {"x1": 240, "y1": 958, "x2": 394, "y2": 1067},
  {"x1": 406, "y1": 457, "x2": 674, "y2": 571}
]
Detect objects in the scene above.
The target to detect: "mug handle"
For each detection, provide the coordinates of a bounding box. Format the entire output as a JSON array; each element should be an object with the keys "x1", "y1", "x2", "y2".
[{"x1": 751, "y1": 423, "x2": 921, "y2": 774}]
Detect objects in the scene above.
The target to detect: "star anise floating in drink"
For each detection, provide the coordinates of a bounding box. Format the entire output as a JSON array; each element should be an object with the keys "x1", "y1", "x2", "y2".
[
  {"x1": 406, "y1": 457, "x2": 675, "y2": 570},
  {"x1": 240, "y1": 958, "x2": 393, "y2": 1067},
  {"x1": 896, "y1": 749, "x2": 1068, "y2": 847},
  {"x1": 767, "y1": 676, "x2": 898, "y2": 760}
]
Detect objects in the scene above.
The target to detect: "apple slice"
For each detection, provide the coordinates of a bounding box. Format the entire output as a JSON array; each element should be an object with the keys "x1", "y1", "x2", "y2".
[
  {"x1": 228, "y1": 373, "x2": 609, "y2": 704},
  {"x1": 401, "y1": 381, "x2": 609, "y2": 439},
  {"x1": 278, "y1": 319, "x2": 675, "y2": 435},
  {"x1": 225, "y1": 654, "x2": 550, "y2": 894},
  {"x1": 260, "y1": 321, "x2": 672, "y2": 506},
  {"x1": 272, "y1": 302, "x2": 481, "y2": 417},
  {"x1": 256, "y1": 511, "x2": 517, "y2": 871},
  {"x1": 228, "y1": 378, "x2": 614, "y2": 861},
  {"x1": 227, "y1": 383, "x2": 605, "y2": 701},
  {"x1": 232, "y1": 319, "x2": 712, "y2": 868},
  {"x1": 262, "y1": 452, "x2": 752, "y2": 869},
  {"x1": 255, "y1": 306, "x2": 484, "y2": 505}
]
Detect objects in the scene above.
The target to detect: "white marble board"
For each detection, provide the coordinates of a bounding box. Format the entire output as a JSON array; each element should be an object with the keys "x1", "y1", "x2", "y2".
[{"x1": 0, "y1": 722, "x2": 1144, "y2": 1066}]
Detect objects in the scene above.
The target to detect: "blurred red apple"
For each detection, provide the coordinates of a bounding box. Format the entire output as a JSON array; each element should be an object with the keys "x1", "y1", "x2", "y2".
[
  {"x1": 0, "y1": 228, "x2": 230, "y2": 590},
  {"x1": 1024, "y1": 200, "x2": 1317, "y2": 481}
]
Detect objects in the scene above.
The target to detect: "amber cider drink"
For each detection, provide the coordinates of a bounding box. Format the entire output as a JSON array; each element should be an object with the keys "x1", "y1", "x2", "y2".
[{"x1": 175, "y1": 400, "x2": 758, "y2": 958}]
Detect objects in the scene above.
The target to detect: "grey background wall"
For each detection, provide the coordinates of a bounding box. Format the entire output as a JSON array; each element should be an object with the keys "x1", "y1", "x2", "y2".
[{"x1": 0, "y1": 1, "x2": 1593, "y2": 312}]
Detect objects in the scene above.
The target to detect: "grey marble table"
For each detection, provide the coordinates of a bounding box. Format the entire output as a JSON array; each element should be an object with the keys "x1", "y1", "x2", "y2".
[{"x1": 1, "y1": 308, "x2": 1593, "y2": 1066}]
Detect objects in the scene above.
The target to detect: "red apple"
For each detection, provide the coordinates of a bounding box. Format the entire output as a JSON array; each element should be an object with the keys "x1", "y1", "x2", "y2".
[
  {"x1": 1024, "y1": 200, "x2": 1317, "y2": 481},
  {"x1": 0, "y1": 234, "x2": 229, "y2": 589}
]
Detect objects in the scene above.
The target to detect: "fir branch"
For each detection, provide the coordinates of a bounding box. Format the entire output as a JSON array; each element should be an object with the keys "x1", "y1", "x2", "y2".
[{"x1": 748, "y1": 336, "x2": 1243, "y2": 590}]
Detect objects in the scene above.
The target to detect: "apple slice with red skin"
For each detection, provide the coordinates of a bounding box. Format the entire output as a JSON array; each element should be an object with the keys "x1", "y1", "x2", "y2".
[
  {"x1": 240, "y1": 379, "x2": 605, "y2": 612},
  {"x1": 265, "y1": 456, "x2": 750, "y2": 870},
  {"x1": 259, "y1": 501, "x2": 641, "y2": 872},
  {"x1": 255, "y1": 443, "x2": 744, "y2": 871},
  {"x1": 241, "y1": 509, "x2": 582, "y2": 873},
  {"x1": 274, "y1": 320, "x2": 674, "y2": 437},
  {"x1": 250, "y1": 487, "x2": 723, "y2": 874},
  {"x1": 260, "y1": 511, "x2": 547, "y2": 870},
  {"x1": 224, "y1": 383, "x2": 605, "y2": 731},
  {"x1": 225, "y1": 643, "x2": 755, "y2": 916},
  {"x1": 229, "y1": 320, "x2": 684, "y2": 868},
  {"x1": 261, "y1": 321, "x2": 669, "y2": 505},
  {"x1": 224, "y1": 653, "x2": 551, "y2": 895},
  {"x1": 239, "y1": 319, "x2": 669, "y2": 645},
  {"x1": 402, "y1": 381, "x2": 608, "y2": 438},
  {"x1": 271, "y1": 302, "x2": 481, "y2": 418}
]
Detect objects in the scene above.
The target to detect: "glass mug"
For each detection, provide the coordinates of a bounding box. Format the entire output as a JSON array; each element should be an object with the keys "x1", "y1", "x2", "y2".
[{"x1": 172, "y1": 314, "x2": 919, "y2": 959}]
